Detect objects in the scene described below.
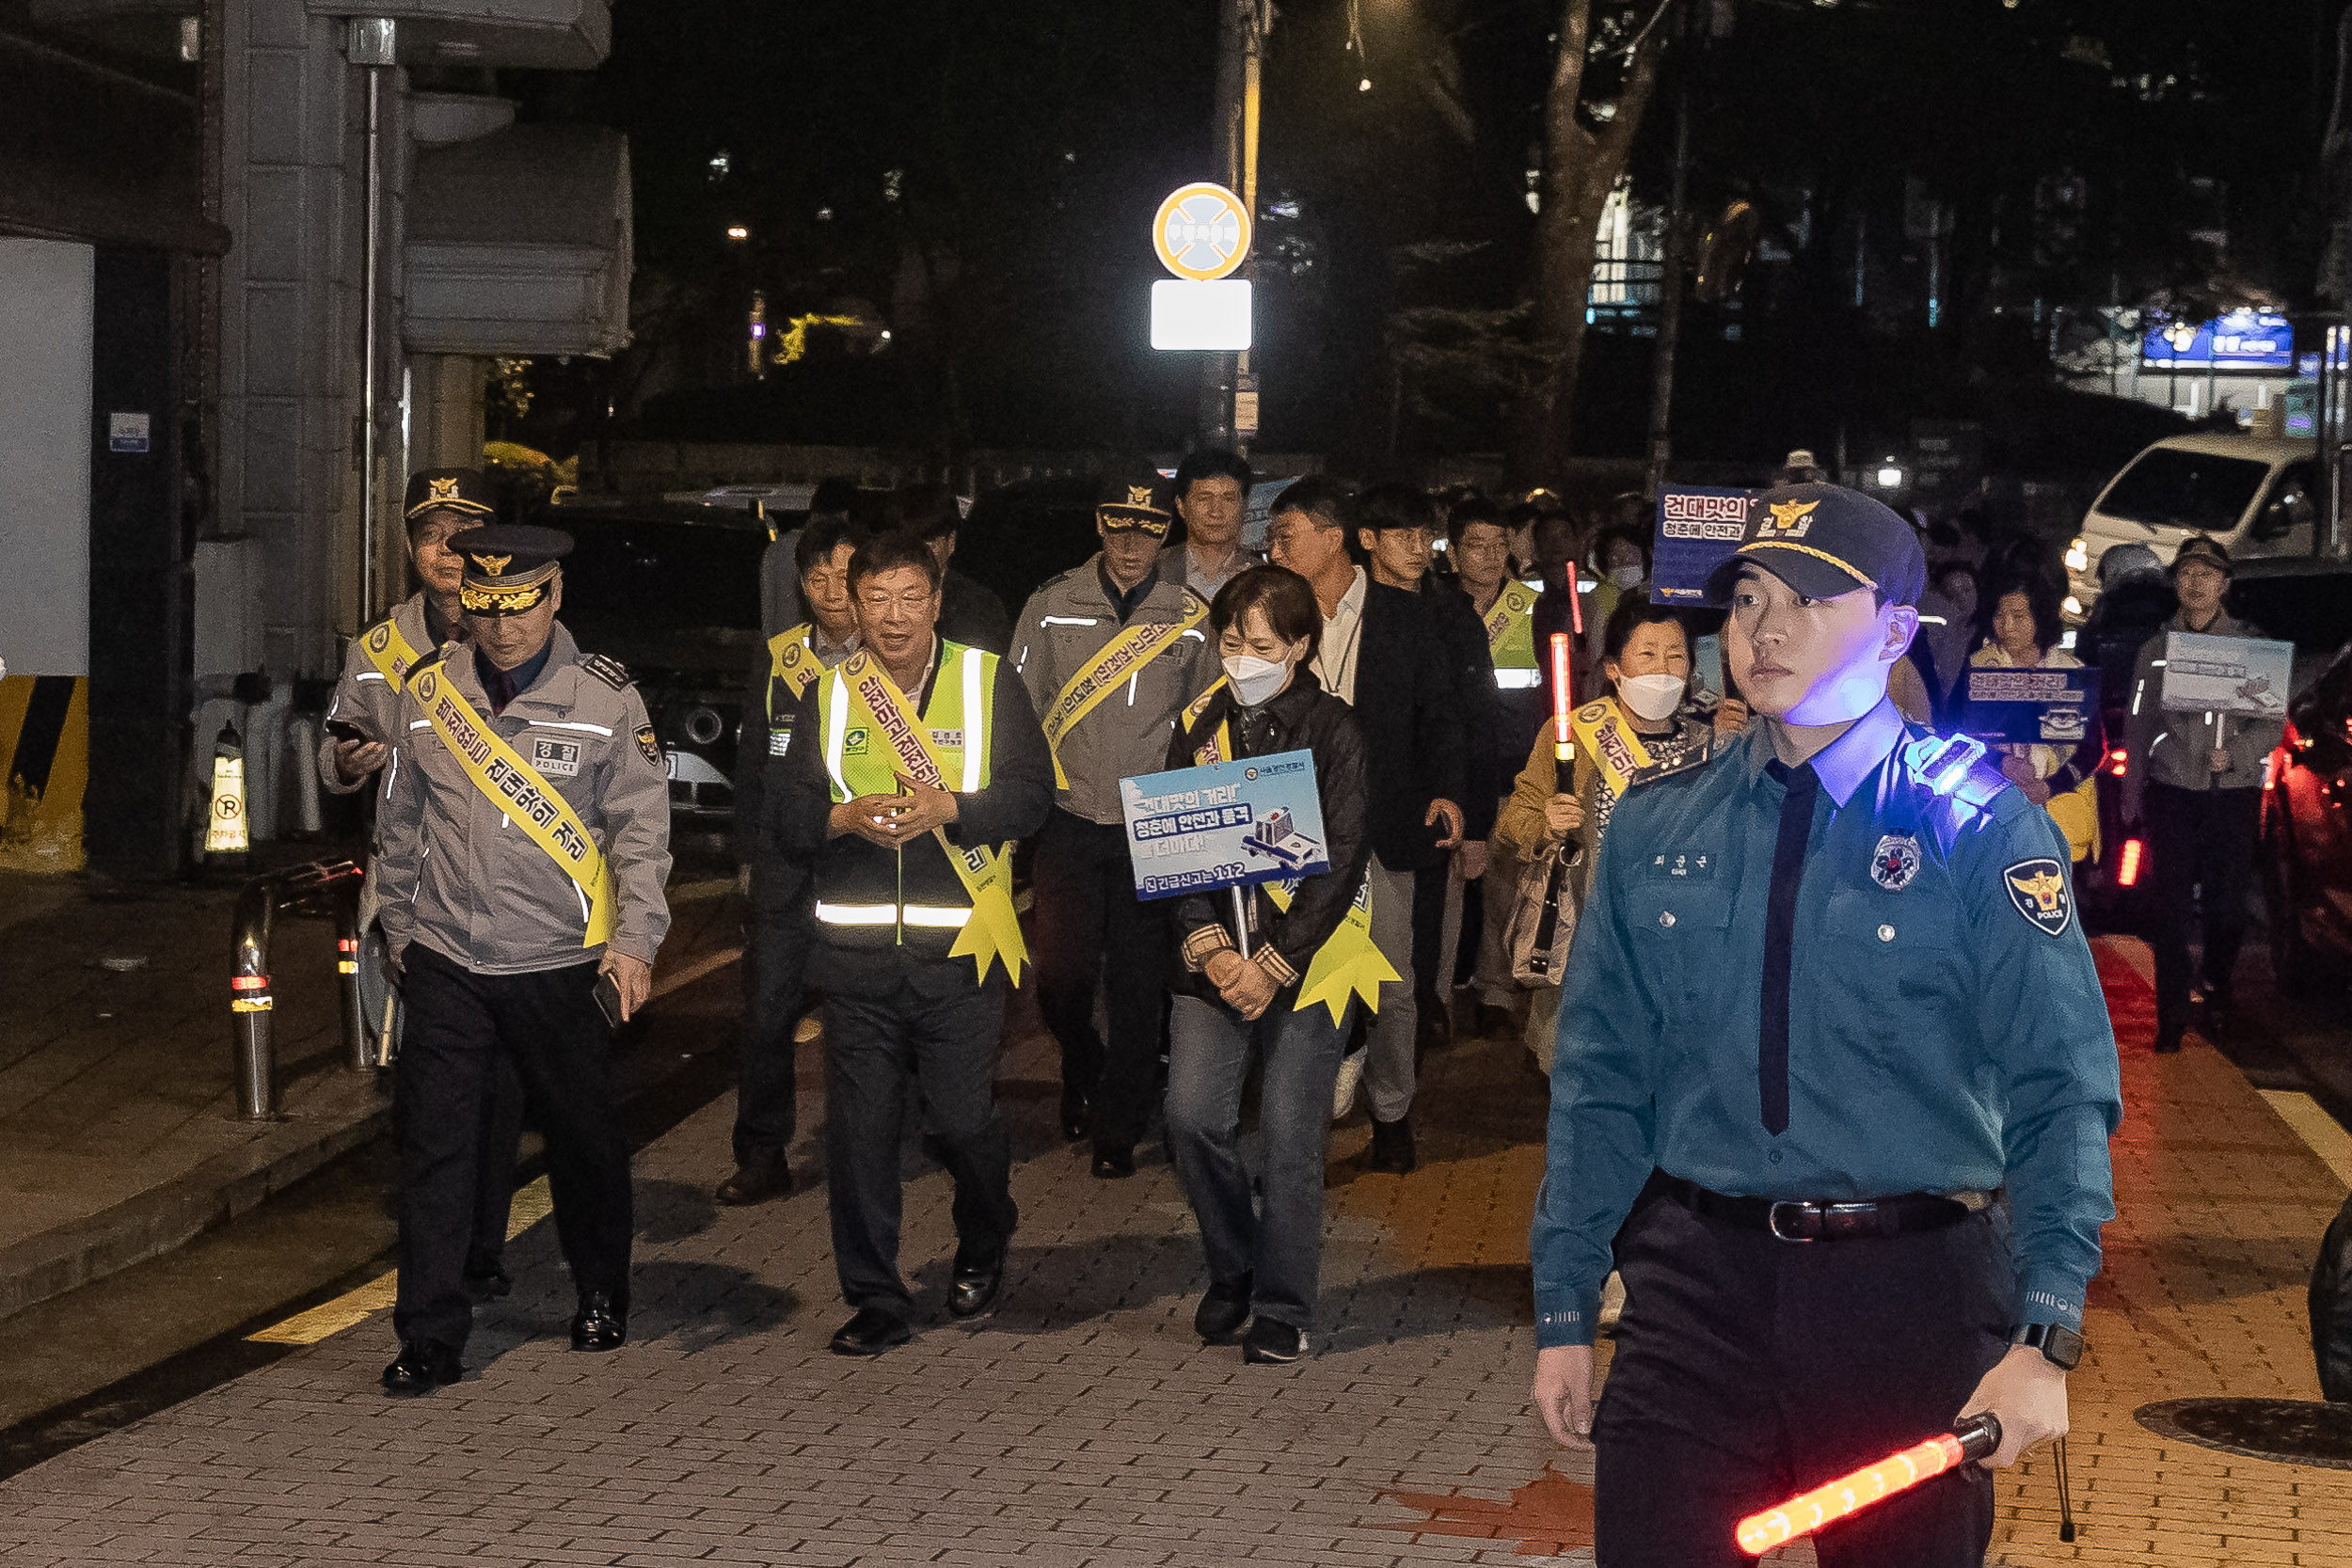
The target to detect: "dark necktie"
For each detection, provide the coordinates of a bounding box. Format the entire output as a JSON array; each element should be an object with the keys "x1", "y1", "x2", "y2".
[
  {"x1": 483, "y1": 661, "x2": 516, "y2": 716},
  {"x1": 1758, "y1": 760, "x2": 1820, "y2": 1136}
]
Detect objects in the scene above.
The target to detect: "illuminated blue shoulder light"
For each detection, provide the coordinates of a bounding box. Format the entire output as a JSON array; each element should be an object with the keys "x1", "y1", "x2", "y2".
[{"x1": 1903, "y1": 733, "x2": 1985, "y2": 798}]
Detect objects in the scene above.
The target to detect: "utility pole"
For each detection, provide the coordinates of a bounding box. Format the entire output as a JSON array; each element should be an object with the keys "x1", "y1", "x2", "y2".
[{"x1": 1197, "y1": 1, "x2": 1265, "y2": 451}]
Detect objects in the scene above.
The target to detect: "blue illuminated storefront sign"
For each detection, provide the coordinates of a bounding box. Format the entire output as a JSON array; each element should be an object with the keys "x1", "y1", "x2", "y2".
[{"x1": 2140, "y1": 309, "x2": 2294, "y2": 372}]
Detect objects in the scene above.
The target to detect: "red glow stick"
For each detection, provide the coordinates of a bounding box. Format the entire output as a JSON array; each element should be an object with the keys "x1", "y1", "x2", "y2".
[
  {"x1": 1735, "y1": 1414, "x2": 2000, "y2": 1556},
  {"x1": 1549, "y1": 633, "x2": 1576, "y2": 763}
]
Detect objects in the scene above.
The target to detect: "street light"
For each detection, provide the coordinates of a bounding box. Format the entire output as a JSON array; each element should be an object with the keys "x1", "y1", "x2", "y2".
[{"x1": 725, "y1": 225, "x2": 749, "y2": 241}]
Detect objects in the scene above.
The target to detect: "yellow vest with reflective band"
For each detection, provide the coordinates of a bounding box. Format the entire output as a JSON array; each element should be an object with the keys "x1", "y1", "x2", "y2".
[
  {"x1": 1178, "y1": 677, "x2": 1397, "y2": 1023},
  {"x1": 814, "y1": 642, "x2": 1025, "y2": 985},
  {"x1": 1482, "y1": 581, "x2": 1540, "y2": 689}
]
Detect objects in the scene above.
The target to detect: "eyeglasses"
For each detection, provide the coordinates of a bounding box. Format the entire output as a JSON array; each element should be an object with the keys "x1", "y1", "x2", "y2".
[{"x1": 858, "y1": 590, "x2": 936, "y2": 613}]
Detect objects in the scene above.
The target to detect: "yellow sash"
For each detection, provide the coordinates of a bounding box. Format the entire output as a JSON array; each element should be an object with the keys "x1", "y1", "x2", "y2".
[
  {"x1": 766, "y1": 624, "x2": 826, "y2": 722},
  {"x1": 1482, "y1": 581, "x2": 1537, "y2": 665},
  {"x1": 1182, "y1": 679, "x2": 1396, "y2": 1022},
  {"x1": 1572, "y1": 699, "x2": 1655, "y2": 800},
  {"x1": 835, "y1": 657, "x2": 1028, "y2": 987},
  {"x1": 1041, "y1": 594, "x2": 1209, "y2": 788},
  {"x1": 408, "y1": 664, "x2": 614, "y2": 947},
  {"x1": 361, "y1": 613, "x2": 426, "y2": 687}
]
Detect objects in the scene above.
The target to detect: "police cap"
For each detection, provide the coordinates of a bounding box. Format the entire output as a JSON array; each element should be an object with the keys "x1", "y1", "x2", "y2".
[
  {"x1": 1097, "y1": 466, "x2": 1174, "y2": 537},
  {"x1": 404, "y1": 467, "x2": 496, "y2": 531},
  {"x1": 2169, "y1": 533, "x2": 2233, "y2": 578},
  {"x1": 1703, "y1": 482, "x2": 1927, "y2": 609},
  {"x1": 448, "y1": 523, "x2": 572, "y2": 616}
]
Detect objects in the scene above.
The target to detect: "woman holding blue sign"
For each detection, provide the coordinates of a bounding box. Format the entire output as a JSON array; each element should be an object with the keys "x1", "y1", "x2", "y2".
[
  {"x1": 1163, "y1": 565, "x2": 1371, "y2": 1366},
  {"x1": 1968, "y1": 574, "x2": 2105, "y2": 867}
]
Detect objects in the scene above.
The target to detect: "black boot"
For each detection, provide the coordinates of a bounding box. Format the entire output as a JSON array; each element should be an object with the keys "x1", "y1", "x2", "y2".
[
  {"x1": 381, "y1": 1339, "x2": 462, "y2": 1395},
  {"x1": 716, "y1": 1153, "x2": 794, "y2": 1206},
  {"x1": 570, "y1": 1290, "x2": 628, "y2": 1352},
  {"x1": 1369, "y1": 1114, "x2": 1417, "y2": 1174}
]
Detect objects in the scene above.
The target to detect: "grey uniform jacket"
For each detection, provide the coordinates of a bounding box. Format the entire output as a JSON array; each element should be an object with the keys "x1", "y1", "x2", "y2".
[
  {"x1": 318, "y1": 593, "x2": 444, "y2": 796},
  {"x1": 375, "y1": 623, "x2": 675, "y2": 974},
  {"x1": 1013, "y1": 562, "x2": 1216, "y2": 825},
  {"x1": 2122, "y1": 608, "x2": 2287, "y2": 815}
]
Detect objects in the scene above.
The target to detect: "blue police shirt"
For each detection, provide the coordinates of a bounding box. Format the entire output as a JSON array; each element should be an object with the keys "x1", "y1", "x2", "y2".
[{"x1": 1531, "y1": 697, "x2": 2122, "y2": 1348}]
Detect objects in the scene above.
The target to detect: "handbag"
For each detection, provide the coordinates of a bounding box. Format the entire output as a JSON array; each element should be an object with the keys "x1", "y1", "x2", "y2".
[{"x1": 1507, "y1": 838, "x2": 1583, "y2": 986}]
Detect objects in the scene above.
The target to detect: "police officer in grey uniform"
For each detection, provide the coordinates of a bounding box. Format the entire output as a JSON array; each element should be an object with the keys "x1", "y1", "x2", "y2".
[
  {"x1": 373, "y1": 525, "x2": 674, "y2": 1394},
  {"x1": 1014, "y1": 470, "x2": 1216, "y2": 1174},
  {"x1": 319, "y1": 467, "x2": 526, "y2": 1302}
]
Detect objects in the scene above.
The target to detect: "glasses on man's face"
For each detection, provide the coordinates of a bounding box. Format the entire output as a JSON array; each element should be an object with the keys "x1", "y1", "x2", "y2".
[{"x1": 859, "y1": 590, "x2": 935, "y2": 614}]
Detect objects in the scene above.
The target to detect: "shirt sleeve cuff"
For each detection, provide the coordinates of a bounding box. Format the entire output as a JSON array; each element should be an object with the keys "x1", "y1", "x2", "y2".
[
  {"x1": 1534, "y1": 1294, "x2": 1599, "y2": 1349},
  {"x1": 1254, "y1": 946, "x2": 1298, "y2": 987},
  {"x1": 1181, "y1": 925, "x2": 1232, "y2": 972},
  {"x1": 2016, "y1": 1275, "x2": 2089, "y2": 1334}
]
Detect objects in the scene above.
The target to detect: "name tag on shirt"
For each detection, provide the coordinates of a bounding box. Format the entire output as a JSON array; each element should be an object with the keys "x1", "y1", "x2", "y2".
[
  {"x1": 1648, "y1": 850, "x2": 1715, "y2": 879},
  {"x1": 530, "y1": 737, "x2": 582, "y2": 779},
  {"x1": 929, "y1": 728, "x2": 964, "y2": 750}
]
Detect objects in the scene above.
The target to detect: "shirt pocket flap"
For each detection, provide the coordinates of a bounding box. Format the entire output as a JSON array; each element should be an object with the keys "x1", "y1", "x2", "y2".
[{"x1": 1823, "y1": 887, "x2": 1955, "y2": 949}]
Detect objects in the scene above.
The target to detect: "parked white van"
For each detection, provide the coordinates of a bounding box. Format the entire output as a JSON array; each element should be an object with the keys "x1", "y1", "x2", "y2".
[{"x1": 2065, "y1": 434, "x2": 2320, "y2": 607}]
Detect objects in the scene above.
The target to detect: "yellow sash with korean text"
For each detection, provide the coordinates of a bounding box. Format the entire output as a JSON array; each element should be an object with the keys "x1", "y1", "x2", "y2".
[
  {"x1": 1182, "y1": 679, "x2": 1397, "y2": 1023},
  {"x1": 1483, "y1": 580, "x2": 1537, "y2": 665},
  {"x1": 1571, "y1": 698, "x2": 1656, "y2": 801},
  {"x1": 408, "y1": 665, "x2": 614, "y2": 948},
  {"x1": 766, "y1": 625, "x2": 825, "y2": 722},
  {"x1": 1041, "y1": 594, "x2": 1209, "y2": 789},
  {"x1": 836, "y1": 658, "x2": 1028, "y2": 987},
  {"x1": 361, "y1": 614, "x2": 427, "y2": 688}
]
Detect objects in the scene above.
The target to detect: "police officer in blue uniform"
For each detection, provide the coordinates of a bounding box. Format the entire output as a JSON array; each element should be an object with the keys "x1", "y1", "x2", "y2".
[{"x1": 1529, "y1": 485, "x2": 2123, "y2": 1567}]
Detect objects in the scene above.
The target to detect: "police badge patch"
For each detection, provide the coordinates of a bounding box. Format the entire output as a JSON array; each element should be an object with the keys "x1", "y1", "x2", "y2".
[
  {"x1": 1869, "y1": 833, "x2": 1921, "y2": 892},
  {"x1": 635, "y1": 724, "x2": 662, "y2": 767},
  {"x1": 2004, "y1": 857, "x2": 2072, "y2": 937}
]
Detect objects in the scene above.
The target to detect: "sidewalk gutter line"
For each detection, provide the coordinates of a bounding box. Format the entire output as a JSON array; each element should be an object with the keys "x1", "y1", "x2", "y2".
[{"x1": 2258, "y1": 1089, "x2": 2352, "y2": 1184}]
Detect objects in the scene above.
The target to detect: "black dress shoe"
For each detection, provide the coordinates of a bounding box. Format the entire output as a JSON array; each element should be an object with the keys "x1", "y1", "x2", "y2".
[
  {"x1": 462, "y1": 1265, "x2": 513, "y2": 1303},
  {"x1": 570, "y1": 1291, "x2": 628, "y2": 1352},
  {"x1": 1059, "y1": 1090, "x2": 1090, "y2": 1143},
  {"x1": 1090, "y1": 1143, "x2": 1136, "y2": 1180},
  {"x1": 830, "y1": 1307, "x2": 913, "y2": 1356},
  {"x1": 1194, "y1": 1274, "x2": 1251, "y2": 1341},
  {"x1": 1242, "y1": 1315, "x2": 1308, "y2": 1364},
  {"x1": 947, "y1": 1247, "x2": 1006, "y2": 1319},
  {"x1": 716, "y1": 1156, "x2": 793, "y2": 1206},
  {"x1": 1368, "y1": 1114, "x2": 1417, "y2": 1174},
  {"x1": 381, "y1": 1339, "x2": 462, "y2": 1395}
]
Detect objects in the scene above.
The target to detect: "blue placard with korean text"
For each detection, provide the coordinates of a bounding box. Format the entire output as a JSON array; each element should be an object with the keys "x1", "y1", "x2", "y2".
[
  {"x1": 1961, "y1": 666, "x2": 2101, "y2": 745},
  {"x1": 1119, "y1": 748, "x2": 1329, "y2": 901},
  {"x1": 1651, "y1": 485, "x2": 1756, "y2": 603}
]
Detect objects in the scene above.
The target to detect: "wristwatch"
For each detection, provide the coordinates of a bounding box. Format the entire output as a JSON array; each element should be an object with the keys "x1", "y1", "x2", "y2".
[{"x1": 2010, "y1": 1322, "x2": 2086, "y2": 1370}]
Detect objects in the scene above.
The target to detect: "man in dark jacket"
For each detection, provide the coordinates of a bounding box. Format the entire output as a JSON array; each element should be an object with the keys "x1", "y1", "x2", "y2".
[
  {"x1": 1267, "y1": 478, "x2": 1467, "y2": 1174},
  {"x1": 899, "y1": 482, "x2": 1011, "y2": 655}
]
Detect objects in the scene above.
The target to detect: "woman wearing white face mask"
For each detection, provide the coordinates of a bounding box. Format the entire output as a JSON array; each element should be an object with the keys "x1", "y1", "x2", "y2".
[
  {"x1": 1497, "y1": 597, "x2": 1739, "y2": 1069},
  {"x1": 1164, "y1": 566, "x2": 1371, "y2": 1366}
]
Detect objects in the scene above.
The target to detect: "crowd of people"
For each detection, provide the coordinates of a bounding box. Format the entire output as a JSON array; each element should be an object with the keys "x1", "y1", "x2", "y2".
[{"x1": 326, "y1": 448, "x2": 2265, "y2": 1560}]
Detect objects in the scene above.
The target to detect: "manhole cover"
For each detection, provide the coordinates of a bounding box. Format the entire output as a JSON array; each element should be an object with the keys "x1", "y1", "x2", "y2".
[{"x1": 2135, "y1": 1399, "x2": 2352, "y2": 1469}]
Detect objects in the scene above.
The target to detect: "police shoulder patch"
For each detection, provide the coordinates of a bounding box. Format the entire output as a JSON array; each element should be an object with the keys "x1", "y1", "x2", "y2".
[
  {"x1": 581, "y1": 653, "x2": 632, "y2": 690},
  {"x1": 635, "y1": 724, "x2": 662, "y2": 767},
  {"x1": 2003, "y1": 857, "x2": 2072, "y2": 937}
]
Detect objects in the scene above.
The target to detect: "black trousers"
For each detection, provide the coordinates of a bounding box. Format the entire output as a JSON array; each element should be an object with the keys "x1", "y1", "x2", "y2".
[
  {"x1": 2145, "y1": 782, "x2": 2261, "y2": 1036},
  {"x1": 1031, "y1": 808, "x2": 1168, "y2": 1147},
  {"x1": 1593, "y1": 1193, "x2": 2012, "y2": 1568},
  {"x1": 467, "y1": 1060, "x2": 527, "y2": 1277},
  {"x1": 1412, "y1": 863, "x2": 1450, "y2": 1018},
  {"x1": 394, "y1": 944, "x2": 633, "y2": 1353},
  {"x1": 823, "y1": 971, "x2": 1018, "y2": 1320},
  {"x1": 735, "y1": 896, "x2": 816, "y2": 1165}
]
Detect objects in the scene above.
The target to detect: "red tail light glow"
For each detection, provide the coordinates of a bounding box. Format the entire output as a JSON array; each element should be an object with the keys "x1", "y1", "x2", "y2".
[{"x1": 2118, "y1": 838, "x2": 2145, "y2": 888}]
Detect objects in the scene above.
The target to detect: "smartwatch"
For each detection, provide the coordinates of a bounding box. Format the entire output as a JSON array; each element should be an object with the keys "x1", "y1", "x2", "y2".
[{"x1": 2010, "y1": 1322, "x2": 2085, "y2": 1371}]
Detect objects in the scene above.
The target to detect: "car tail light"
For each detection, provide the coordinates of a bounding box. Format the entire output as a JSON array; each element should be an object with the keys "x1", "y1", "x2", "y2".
[
  {"x1": 2106, "y1": 748, "x2": 2128, "y2": 778},
  {"x1": 2118, "y1": 838, "x2": 2146, "y2": 888}
]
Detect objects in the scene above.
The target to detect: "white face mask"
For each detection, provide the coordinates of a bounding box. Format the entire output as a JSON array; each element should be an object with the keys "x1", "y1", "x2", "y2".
[
  {"x1": 1609, "y1": 563, "x2": 1645, "y2": 590},
  {"x1": 1224, "y1": 653, "x2": 1291, "y2": 705},
  {"x1": 1619, "y1": 672, "x2": 1686, "y2": 721}
]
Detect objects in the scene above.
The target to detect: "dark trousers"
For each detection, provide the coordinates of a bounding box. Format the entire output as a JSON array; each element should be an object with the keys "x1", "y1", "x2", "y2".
[
  {"x1": 735, "y1": 899, "x2": 816, "y2": 1165},
  {"x1": 467, "y1": 1061, "x2": 527, "y2": 1277},
  {"x1": 393, "y1": 944, "x2": 633, "y2": 1353},
  {"x1": 2146, "y1": 782, "x2": 2261, "y2": 1036},
  {"x1": 1593, "y1": 1194, "x2": 2012, "y2": 1568},
  {"x1": 1031, "y1": 808, "x2": 1168, "y2": 1147},
  {"x1": 1412, "y1": 863, "x2": 1450, "y2": 1020},
  {"x1": 823, "y1": 973, "x2": 1018, "y2": 1320}
]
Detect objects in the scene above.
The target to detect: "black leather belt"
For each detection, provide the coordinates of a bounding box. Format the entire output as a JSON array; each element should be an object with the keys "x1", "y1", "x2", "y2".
[{"x1": 1658, "y1": 1175, "x2": 1987, "y2": 1243}]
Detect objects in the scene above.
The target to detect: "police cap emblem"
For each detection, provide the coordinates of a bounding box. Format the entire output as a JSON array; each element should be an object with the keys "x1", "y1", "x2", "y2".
[
  {"x1": 1869, "y1": 833, "x2": 1921, "y2": 892},
  {"x1": 1764, "y1": 499, "x2": 1820, "y2": 536},
  {"x1": 2004, "y1": 858, "x2": 2072, "y2": 937}
]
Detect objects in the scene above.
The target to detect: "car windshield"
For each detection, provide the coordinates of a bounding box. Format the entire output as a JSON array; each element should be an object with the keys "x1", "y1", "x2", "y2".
[
  {"x1": 557, "y1": 517, "x2": 765, "y2": 659},
  {"x1": 2097, "y1": 449, "x2": 2269, "y2": 532}
]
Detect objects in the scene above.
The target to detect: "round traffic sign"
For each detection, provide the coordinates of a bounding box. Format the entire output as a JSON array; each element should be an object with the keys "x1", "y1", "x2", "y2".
[{"x1": 1153, "y1": 182, "x2": 1252, "y2": 282}]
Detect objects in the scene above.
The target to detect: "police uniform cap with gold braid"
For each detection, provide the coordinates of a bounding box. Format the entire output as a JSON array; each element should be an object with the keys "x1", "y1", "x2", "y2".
[
  {"x1": 1096, "y1": 467, "x2": 1175, "y2": 538},
  {"x1": 403, "y1": 467, "x2": 497, "y2": 527},
  {"x1": 448, "y1": 523, "x2": 572, "y2": 616}
]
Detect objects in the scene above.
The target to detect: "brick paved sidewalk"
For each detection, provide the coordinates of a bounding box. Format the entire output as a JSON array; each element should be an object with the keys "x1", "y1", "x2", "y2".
[{"x1": 0, "y1": 934, "x2": 2344, "y2": 1565}]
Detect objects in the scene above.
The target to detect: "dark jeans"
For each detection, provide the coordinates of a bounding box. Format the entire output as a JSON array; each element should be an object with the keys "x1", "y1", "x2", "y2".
[
  {"x1": 2145, "y1": 782, "x2": 2261, "y2": 1036},
  {"x1": 822, "y1": 973, "x2": 1018, "y2": 1320},
  {"x1": 394, "y1": 945, "x2": 633, "y2": 1353},
  {"x1": 735, "y1": 901, "x2": 816, "y2": 1165},
  {"x1": 1164, "y1": 992, "x2": 1352, "y2": 1332},
  {"x1": 1412, "y1": 863, "x2": 1449, "y2": 1019},
  {"x1": 1031, "y1": 808, "x2": 1169, "y2": 1146},
  {"x1": 1593, "y1": 1194, "x2": 2011, "y2": 1568}
]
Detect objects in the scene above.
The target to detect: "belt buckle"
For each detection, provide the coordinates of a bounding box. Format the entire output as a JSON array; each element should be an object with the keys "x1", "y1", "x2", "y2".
[{"x1": 1767, "y1": 1200, "x2": 1819, "y2": 1243}]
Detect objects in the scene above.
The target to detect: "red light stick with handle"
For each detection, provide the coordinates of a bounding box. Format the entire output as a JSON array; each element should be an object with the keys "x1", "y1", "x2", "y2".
[
  {"x1": 1550, "y1": 632, "x2": 1576, "y2": 765},
  {"x1": 1735, "y1": 1413, "x2": 2001, "y2": 1556}
]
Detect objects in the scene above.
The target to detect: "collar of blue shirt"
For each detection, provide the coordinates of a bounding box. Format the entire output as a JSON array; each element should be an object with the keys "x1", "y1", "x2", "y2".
[{"x1": 1739, "y1": 693, "x2": 1906, "y2": 808}]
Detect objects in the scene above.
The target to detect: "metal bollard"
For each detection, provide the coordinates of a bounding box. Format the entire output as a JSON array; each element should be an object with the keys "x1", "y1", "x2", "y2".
[{"x1": 228, "y1": 858, "x2": 366, "y2": 1120}]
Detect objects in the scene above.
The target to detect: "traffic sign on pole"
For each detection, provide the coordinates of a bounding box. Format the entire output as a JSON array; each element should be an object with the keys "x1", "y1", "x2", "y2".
[{"x1": 1154, "y1": 182, "x2": 1252, "y2": 282}]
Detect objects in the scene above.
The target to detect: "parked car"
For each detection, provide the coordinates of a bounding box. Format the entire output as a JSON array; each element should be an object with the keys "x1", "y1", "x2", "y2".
[
  {"x1": 2065, "y1": 434, "x2": 2320, "y2": 607},
  {"x1": 2216, "y1": 559, "x2": 2352, "y2": 990},
  {"x1": 555, "y1": 507, "x2": 767, "y2": 830}
]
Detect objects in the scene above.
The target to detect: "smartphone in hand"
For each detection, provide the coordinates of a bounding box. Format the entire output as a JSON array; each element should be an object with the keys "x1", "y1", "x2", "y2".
[
  {"x1": 592, "y1": 972, "x2": 626, "y2": 1028},
  {"x1": 326, "y1": 719, "x2": 373, "y2": 744}
]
